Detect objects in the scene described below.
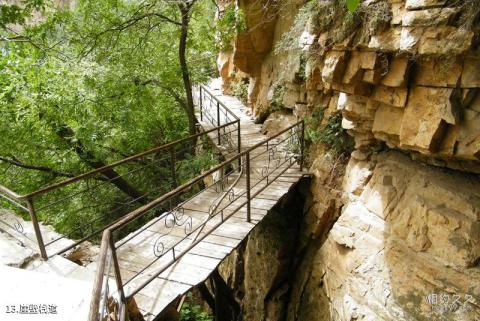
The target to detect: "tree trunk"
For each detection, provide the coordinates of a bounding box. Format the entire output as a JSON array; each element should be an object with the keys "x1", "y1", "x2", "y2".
[
  {"x1": 56, "y1": 125, "x2": 147, "y2": 205},
  {"x1": 178, "y1": 2, "x2": 197, "y2": 137}
]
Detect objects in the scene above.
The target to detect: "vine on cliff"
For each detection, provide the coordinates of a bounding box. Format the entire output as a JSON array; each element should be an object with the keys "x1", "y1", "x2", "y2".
[
  {"x1": 231, "y1": 78, "x2": 249, "y2": 104},
  {"x1": 306, "y1": 111, "x2": 354, "y2": 157},
  {"x1": 274, "y1": 0, "x2": 361, "y2": 55},
  {"x1": 216, "y1": 4, "x2": 246, "y2": 52},
  {"x1": 456, "y1": 0, "x2": 480, "y2": 30}
]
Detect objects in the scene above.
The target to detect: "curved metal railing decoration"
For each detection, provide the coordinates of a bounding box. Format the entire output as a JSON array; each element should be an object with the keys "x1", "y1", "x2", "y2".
[{"x1": 150, "y1": 206, "x2": 194, "y2": 259}]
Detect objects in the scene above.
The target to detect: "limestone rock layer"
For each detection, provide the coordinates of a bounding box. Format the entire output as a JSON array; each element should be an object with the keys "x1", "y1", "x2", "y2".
[{"x1": 217, "y1": 1, "x2": 480, "y2": 320}]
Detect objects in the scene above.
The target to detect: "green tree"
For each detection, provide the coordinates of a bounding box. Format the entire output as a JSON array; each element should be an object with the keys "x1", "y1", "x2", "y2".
[{"x1": 0, "y1": 0, "x2": 219, "y2": 237}]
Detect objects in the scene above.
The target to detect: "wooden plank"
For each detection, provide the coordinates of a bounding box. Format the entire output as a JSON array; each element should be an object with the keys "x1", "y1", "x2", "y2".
[{"x1": 201, "y1": 233, "x2": 243, "y2": 248}]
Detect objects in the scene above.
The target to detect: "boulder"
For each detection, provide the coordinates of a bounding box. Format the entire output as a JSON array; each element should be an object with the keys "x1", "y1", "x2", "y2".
[
  {"x1": 402, "y1": 7, "x2": 457, "y2": 26},
  {"x1": 369, "y1": 27, "x2": 423, "y2": 53},
  {"x1": 261, "y1": 110, "x2": 297, "y2": 137},
  {"x1": 454, "y1": 108, "x2": 480, "y2": 160},
  {"x1": 322, "y1": 50, "x2": 347, "y2": 83},
  {"x1": 372, "y1": 85, "x2": 409, "y2": 108},
  {"x1": 414, "y1": 56, "x2": 462, "y2": 87},
  {"x1": 461, "y1": 52, "x2": 480, "y2": 88},
  {"x1": 381, "y1": 56, "x2": 409, "y2": 87},
  {"x1": 405, "y1": 0, "x2": 447, "y2": 10},
  {"x1": 418, "y1": 27, "x2": 473, "y2": 55},
  {"x1": 288, "y1": 151, "x2": 480, "y2": 321},
  {"x1": 372, "y1": 103, "x2": 404, "y2": 138},
  {"x1": 363, "y1": 69, "x2": 382, "y2": 84},
  {"x1": 342, "y1": 51, "x2": 378, "y2": 85},
  {"x1": 399, "y1": 86, "x2": 459, "y2": 153},
  {"x1": 369, "y1": 28, "x2": 402, "y2": 52}
]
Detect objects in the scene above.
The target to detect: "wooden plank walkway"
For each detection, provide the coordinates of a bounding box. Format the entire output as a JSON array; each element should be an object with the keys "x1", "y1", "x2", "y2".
[{"x1": 87, "y1": 79, "x2": 304, "y2": 320}]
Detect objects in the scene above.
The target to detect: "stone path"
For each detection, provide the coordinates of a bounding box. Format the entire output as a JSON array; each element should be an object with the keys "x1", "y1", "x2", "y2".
[{"x1": 0, "y1": 209, "x2": 95, "y2": 321}]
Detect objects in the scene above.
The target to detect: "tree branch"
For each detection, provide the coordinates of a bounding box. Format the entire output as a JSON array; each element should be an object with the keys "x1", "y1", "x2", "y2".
[
  {"x1": 0, "y1": 156, "x2": 77, "y2": 178},
  {"x1": 80, "y1": 8, "x2": 181, "y2": 58},
  {"x1": 162, "y1": 86, "x2": 188, "y2": 112},
  {"x1": 135, "y1": 78, "x2": 188, "y2": 112}
]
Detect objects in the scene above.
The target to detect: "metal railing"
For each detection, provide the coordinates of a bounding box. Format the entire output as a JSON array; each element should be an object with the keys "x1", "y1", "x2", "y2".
[
  {"x1": 88, "y1": 118, "x2": 305, "y2": 321},
  {"x1": 0, "y1": 91, "x2": 241, "y2": 260},
  {"x1": 198, "y1": 85, "x2": 242, "y2": 166}
]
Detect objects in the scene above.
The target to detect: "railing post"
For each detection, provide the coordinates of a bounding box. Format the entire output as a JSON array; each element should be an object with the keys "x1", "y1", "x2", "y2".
[
  {"x1": 88, "y1": 231, "x2": 111, "y2": 321},
  {"x1": 109, "y1": 234, "x2": 126, "y2": 303},
  {"x1": 199, "y1": 86, "x2": 203, "y2": 121},
  {"x1": 300, "y1": 120, "x2": 305, "y2": 172},
  {"x1": 26, "y1": 198, "x2": 48, "y2": 260},
  {"x1": 246, "y1": 152, "x2": 251, "y2": 223},
  {"x1": 170, "y1": 147, "x2": 177, "y2": 188},
  {"x1": 237, "y1": 120, "x2": 242, "y2": 169},
  {"x1": 217, "y1": 101, "x2": 221, "y2": 145}
]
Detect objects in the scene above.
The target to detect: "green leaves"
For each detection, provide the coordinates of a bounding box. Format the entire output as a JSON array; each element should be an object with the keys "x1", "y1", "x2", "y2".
[
  {"x1": 306, "y1": 111, "x2": 354, "y2": 157},
  {"x1": 0, "y1": 0, "x2": 221, "y2": 238},
  {"x1": 215, "y1": 4, "x2": 247, "y2": 52},
  {"x1": 180, "y1": 294, "x2": 213, "y2": 321},
  {"x1": 346, "y1": 0, "x2": 360, "y2": 13},
  {"x1": 0, "y1": 1, "x2": 45, "y2": 29}
]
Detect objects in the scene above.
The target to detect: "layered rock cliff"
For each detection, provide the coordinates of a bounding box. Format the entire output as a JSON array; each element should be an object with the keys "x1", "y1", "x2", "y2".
[{"x1": 215, "y1": 1, "x2": 480, "y2": 320}]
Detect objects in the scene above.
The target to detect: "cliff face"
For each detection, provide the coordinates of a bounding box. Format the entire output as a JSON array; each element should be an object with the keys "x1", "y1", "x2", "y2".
[
  {"x1": 289, "y1": 151, "x2": 480, "y2": 321},
  {"x1": 216, "y1": 1, "x2": 480, "y2": 320}
]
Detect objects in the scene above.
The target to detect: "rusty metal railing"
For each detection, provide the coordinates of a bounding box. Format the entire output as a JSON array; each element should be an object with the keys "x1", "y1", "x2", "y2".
[
  {"x1": 0, "y1": 90, "x2": 241, "y2": 260},
  {"x1": 88, "y1": 119, "x2": 305, "y2": 321},
  {"x1": 198, "y1": 85, "x2": 242, "y2": 167}
]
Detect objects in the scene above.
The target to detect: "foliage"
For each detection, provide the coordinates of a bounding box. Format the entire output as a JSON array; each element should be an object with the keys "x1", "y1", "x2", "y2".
[
  {"x1": 269, "y1": 84, "x2": 285, "y2": 112},
  {"x1": 346, "y1": 0, "x2": 360, "y2": 13},
  {"x1": 275, "y1": 0, "x2": 359, "y2": 54},
  {"x1": 457, "y1": 0, "x2": 480, "y2": 30},
  {"x1": 358, "y1": 1, "x2": 392, "y2": 34},
  {"x1": 180, "y1": 294, "x2": 213, "y2": 321},
  {"x1": 231, "y1": 78, "x2": 249, "y2": 103},
  {"x1": 215, "y1": 4, "x2": 246, "y2": 52},
  {"x1": 274, "y1": 1, "x2": 316, "y2": 54},
  {"x1": 0, "y1": 0, "x2": 45, "y2": 29},
  {"x1": 295, "y1": 54, "x2": 307, "y2": 83},
  {"x1": 0, "y1": 0, "x2": 220, "y2": 239},
  {"x1": 306, "y1": 111, "x2": 354, "y2": 157}
]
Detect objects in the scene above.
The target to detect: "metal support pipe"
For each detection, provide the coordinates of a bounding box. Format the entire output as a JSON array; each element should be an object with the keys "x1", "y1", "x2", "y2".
[
  {"x1": 88, "y1": 231, "x2": 111, "y2": 321},
  {"x1": 245, "y1": 152, "x2": 251, "y2": 223},
  {"x1": 217, "y1": 102, "x2": 221, "y2": 145},
  {"x1": 300, "y1": 120, "x2": 305, "y2": 171},
  {"x1": 170, "y1": 147, "x2": 177, "y2": 188},
  {"x1": 119, "y1": 302, "x2": 127, "y2": 321},
  {"x1": 110, "y1": 235, "x2": 126, "y2": 303},
  {"x1": 26, "y1": 198, "x2": 48, "y2": 260},
  {"x1": 237, "y1": 121, "x2": 242, "y2": 169},
  {"x1": 199, "y1": 86, "x2": 203, "y2": 121}
]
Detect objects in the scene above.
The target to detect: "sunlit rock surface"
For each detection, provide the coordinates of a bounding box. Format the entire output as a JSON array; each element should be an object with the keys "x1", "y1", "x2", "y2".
[{"x1": 217, "y1": 0, "x2": 480, "y2": 320}]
